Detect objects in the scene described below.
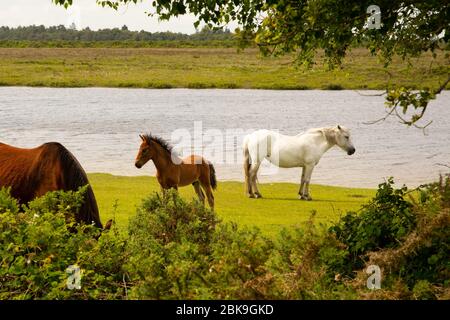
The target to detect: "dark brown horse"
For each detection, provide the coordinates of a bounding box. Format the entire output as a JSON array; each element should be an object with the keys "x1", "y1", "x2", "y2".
[
  {"x1": 0, "y1": 141, "x2": 105, "y2": 228},
  {"x1": 135, "y1": 134, "x2": 217, "y2": 209}
]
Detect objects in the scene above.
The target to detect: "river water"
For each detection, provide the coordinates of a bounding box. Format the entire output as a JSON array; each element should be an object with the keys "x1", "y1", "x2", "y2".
[{"x1": 0, "y1": 87, "x2": 448, "y2": 188}]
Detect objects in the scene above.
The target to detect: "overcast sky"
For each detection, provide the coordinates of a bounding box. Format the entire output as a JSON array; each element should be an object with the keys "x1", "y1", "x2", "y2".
[{"x1": 0, "y1": 0, "x2": 226, "y2": 34}]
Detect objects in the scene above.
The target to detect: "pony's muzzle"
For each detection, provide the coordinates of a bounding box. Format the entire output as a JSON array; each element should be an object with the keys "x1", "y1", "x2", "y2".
[
  {"x1": 347, "y1": 147, "x2": 356, "y2": 155},
  {"x1": 135, "y1": 162, "x2": 142, "y2": 169}
]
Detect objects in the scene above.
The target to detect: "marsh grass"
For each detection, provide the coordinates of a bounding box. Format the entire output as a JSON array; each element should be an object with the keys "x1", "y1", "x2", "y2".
[{"x1": 0, "y1": 48, "x2": 448, "y2": 90}]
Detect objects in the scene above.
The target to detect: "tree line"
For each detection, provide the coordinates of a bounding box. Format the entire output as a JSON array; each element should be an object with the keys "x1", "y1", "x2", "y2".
[{"x1": 0, "y1": 24, "x2": 234, "y2": 42}]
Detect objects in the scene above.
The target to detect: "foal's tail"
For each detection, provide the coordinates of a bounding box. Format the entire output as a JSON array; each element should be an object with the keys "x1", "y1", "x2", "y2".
[{"x1": 208, "y1": 162, "x2": 217, "y2": 190}]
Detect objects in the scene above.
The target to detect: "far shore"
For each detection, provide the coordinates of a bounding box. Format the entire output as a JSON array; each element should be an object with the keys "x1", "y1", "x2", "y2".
[{"x1": 0, "y1": 47, "x2": 447, "y2": 90}]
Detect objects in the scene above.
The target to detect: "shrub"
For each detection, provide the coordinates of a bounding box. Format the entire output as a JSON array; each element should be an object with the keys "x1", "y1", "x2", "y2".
[
  {"x1": 0, "y1": 187, "x2": 19, "y2": 213},
  {"x1": 1, "y1": 175, "x2": 448, "y2": 300},
  {"x1": 206, "y1": 223, "x2": 274, "y2": 299},
  {"x1": 365, "y1": 175, "x2": 450, "y2": 293},
  {"x1": 125, "y1": 191, "x2": 274, "y2": 299},
  {"x1": 329, "y1": 178, "x2": 415, "y2": 274},
  {"x1": 0, "y1": 187, "x2": 127, "y2": 299},
  {"x1": 125, "y1": 191, "x2": 219, "y2": 299},
  {"x1": 417, "y1": 174, "x2": 450, "y2": 211},
  {"x1": 264, "y1": 213, "x2": 356, "y2": 299}
]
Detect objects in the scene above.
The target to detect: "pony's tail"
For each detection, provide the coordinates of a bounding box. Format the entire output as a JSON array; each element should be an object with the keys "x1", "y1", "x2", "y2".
[
  {"x1": 53, "y1": 143, "x2": 103, "y2": 229},
  {"x1": 209, "y1": 162, "x2": 217, "y2": 190},
  {"x1": 243, "y1": 136, "x2": 251, "y2": 188}
]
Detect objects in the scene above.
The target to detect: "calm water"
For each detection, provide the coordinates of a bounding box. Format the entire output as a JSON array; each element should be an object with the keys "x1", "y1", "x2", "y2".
[{"x1": 0, "y1": 87, "x2": 449, "y2": 188}]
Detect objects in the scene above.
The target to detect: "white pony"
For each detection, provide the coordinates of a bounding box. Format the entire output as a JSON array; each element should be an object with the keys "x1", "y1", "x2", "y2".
[{"x1": 243, "y1": 125, "x2": 356, "y2": 200}]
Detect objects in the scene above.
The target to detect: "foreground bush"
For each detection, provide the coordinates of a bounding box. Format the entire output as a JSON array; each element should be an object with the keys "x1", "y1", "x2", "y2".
[
  {"x1": 359, "y1": 176, "x2": 450, "y2": 299},
  {"x1": 0, "y1": 187, "x2": 127, "y2": 299},
  {"x1": 0, "y1": 176, "x2": 448, "y2": 299},
  {"x1": 330, "y1": 178, "x2": 416, "y2": 274},
  {"x1": 125, "y1": 192, "x2": 219, "y2": 299},
  {"x1": 126, "y1": 192, "x2": 276, "y2": 299}
]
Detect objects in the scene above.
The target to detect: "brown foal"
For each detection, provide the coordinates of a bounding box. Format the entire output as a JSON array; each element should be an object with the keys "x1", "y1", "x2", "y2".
[{"x1": 134, "y1": 134, "x2": 217, "y2": 209}]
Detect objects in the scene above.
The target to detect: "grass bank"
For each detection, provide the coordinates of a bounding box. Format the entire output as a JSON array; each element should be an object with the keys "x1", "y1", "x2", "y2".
[
  {"x1": 88, "y1": 173, "x2": 375, "y2": 237},
  {"x1": 0, "y1": 47, "x2": 448, "y2": 89}
]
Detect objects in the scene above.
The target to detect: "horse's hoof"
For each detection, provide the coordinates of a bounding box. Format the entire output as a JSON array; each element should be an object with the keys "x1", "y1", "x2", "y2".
[
  {"x1": 299, "y1": 195, "x2": 312, "y2": 201},
  {"x1": 247, "y1": 193, "x2": 255, "y2": 198},
  {"x1": 255, "y1": 193, "x2": 263, "y2": 199}
]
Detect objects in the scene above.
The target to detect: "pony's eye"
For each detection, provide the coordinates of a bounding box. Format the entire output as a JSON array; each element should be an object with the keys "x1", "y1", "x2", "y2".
[{"x1": 345, "y1": 136, "x2": 349, "y2": 139}]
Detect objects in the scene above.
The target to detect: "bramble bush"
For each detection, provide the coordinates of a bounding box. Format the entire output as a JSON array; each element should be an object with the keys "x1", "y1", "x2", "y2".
[
  {"x1": 125, "y1": 192, "x2": 275, "y2": 299},
  {"x1": 0, "y1": 175, "x2": 448, "y2": 300},
  {"x1": 125, "y1": 192, "x2": 219, "y2": 299},
  {"x1": 360, "y1": 175, "x2": 450, "y2": 299},
  {"x1": 0, "y1": 187, "x2": 127, "y2": 299},
  {"x1": 329, "y1": 178, "x2": 416, "y2": 274}
]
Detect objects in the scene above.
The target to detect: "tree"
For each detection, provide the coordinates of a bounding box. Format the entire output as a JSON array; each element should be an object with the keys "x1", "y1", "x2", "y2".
[
  {"x1": 69, "y1": 22, "x2": 77, "y2": 31},
  {"x1": 0, "y1": 25, "x2": 233, "y2": 42},
  {"x1": 53, "y1": 0, "x2": 449, "y2": 128}
]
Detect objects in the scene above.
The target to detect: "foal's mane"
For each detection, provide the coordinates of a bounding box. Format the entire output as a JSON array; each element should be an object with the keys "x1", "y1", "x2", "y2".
[{"x1": 143, "y1": 134, "x2": 173, "y2": 154}]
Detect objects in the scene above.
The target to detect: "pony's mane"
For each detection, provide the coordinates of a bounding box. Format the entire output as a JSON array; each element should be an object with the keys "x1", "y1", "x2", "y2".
[
  {"x1": 307, "y1": 126, "x2": 350, "y2": 134},
  {"x1": 42, "y1": 142, "x2": 102, "y2": 228},
  {"x1": 50, "y1": 143, "x2": 87, "y2": 188},
  {"x1": 305, "y1": 127, "x2": 339, "y2": 144},
  {"x1": 143, "y1": 134, "x2": 173, "y2": 154},
  {"x1": 306, "y1": 127, "x2": 334, "y2": 134}
]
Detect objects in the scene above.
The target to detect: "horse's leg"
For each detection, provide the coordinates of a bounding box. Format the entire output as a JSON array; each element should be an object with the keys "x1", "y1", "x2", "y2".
[
  {"x1": 249, "y1": 161, "x2": 262, "y2": 198},
  {"x1": 246, "y1": 172, "x2": 255, "y2": 198},
  {"x1": 244, "y1": 146, "x2": 253, "y2": 198},
  {"x1": 199, "y1": 181, "x2": 214, "y2": 210},
  {"x1": 300, "y1": 165, "x2": 314, "y2": 201},
  {"x1": 199, "y1": 170, "x2": 215, "y2": 210},
  {"x1": 298, "y1": 167, "x2": 306, "y2": 199},
  {"x1": 160, "y1": 183, "x2": 176, "y2": 197},
  {"x1": 204, "y1": 185, "x2": 215, "y2": 210},
  {"x1": 192, "y1": 181, "x2": 205, "y2": 204},
  {"x1": 244, "y1": 166, "x2": 253, "y2": 198},
  {"x1": 246, "y1": 162, "x2": 257, "y2": 198},
  {"x1": 160, "y1": 186, "x2": 167, "y2": 198}
]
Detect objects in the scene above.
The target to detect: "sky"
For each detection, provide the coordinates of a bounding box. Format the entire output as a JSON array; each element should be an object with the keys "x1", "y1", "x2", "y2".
[{"x1": 0, "y1": 0, "x2": 224, "y2": 34}]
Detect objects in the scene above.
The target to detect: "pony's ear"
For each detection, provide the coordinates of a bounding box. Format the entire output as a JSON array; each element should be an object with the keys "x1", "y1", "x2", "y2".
[
  {"x1": 139, "y1": 134, "x2": 144, "y2": 141},
  {"x1": 337, "y1": 125, "x2": 342, "y2": 130}
]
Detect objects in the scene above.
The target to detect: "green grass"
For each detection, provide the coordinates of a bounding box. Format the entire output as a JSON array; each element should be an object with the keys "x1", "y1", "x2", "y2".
[
  {"x1": 0, "y1": 47, "x2": 448, "y2": 90},
  {"x1": 88, "y1": 173, "x2": 375, "y2": 237}
]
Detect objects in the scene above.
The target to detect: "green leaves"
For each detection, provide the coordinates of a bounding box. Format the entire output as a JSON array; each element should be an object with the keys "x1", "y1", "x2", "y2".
[
  {"x1": 51, "y1": 1, "x2": 448, "y2": 69},
  {"x1": 0, "y1": 187, "x2": 125, "y2": 299},
  {"x1": 385, "y1": 85, "x2": 441, "y2": 127},
  {"x1": 1, "y1": 177, "x2": 448, "y2": 299},
  {"x1": 330, "y1": 177, "x2": 415, "y2": 272},
  {"x1": 52, "y1": 0, "x2": 73, "y2": 9},
  {"x1": 0, "y1": 188, "x2": 19, "y2": 214}
]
